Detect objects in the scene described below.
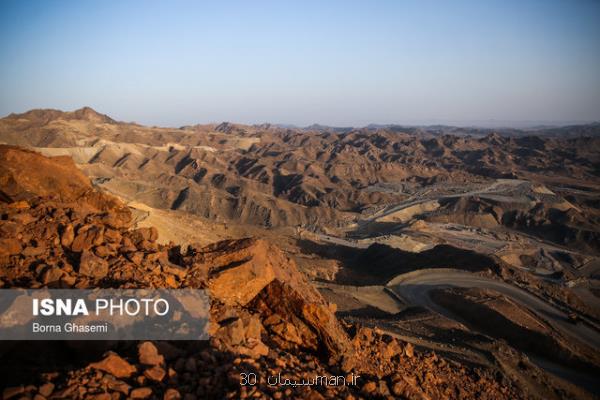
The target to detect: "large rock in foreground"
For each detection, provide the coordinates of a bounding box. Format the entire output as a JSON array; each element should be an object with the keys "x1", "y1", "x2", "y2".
[{"x1": 183, "y1": 238, "x2": 355, "y2": 365}]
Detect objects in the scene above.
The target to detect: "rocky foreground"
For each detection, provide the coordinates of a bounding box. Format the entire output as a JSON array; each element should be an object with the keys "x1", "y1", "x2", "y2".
[{"x1": 0, "y1": 145, "x2": 578, "y2": 399}]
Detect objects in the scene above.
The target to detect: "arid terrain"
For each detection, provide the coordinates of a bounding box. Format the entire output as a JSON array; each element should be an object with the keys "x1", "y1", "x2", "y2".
[{"x1": 1, "y1": 108, "x2": 599, "y2": 399}]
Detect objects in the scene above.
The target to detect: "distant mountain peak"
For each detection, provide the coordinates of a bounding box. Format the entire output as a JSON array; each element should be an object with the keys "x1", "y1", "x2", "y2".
[
  {"x1": 3, "y1": 107, "x2": 115, "y2": 125},
  {"x1": 70, "y1": 106, "x2": 115, "y2": 123}
]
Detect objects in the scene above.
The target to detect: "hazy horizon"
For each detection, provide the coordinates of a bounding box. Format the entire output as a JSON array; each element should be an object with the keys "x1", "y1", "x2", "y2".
[
  {"x1": 1, "y1": 0, "x2": 599, "y2": 127},
  {"x1": 0, "y1": 105, "x2": 600, "y2": 129},
  {"x1": 3, "y1": 105, "x2": 600, "y2": 130}
]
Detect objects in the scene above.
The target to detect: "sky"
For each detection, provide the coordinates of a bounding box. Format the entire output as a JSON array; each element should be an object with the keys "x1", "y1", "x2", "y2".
[{"x1": 1, "y1": 0, "x2": 599, "y2": 127}]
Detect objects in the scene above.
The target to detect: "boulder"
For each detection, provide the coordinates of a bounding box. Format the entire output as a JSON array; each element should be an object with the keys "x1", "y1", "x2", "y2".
[
  {"x1": 200, "y1": 239, "x2": 279, "y2": 306},
  {"x1": 190, "y1": 238, "x2": 354, "y2": 363},
  {"x1": 90, "y1": 353, "x2": 136, "y2": 378},
  {"x1": 138, "y1": 341, "x2": 164, "y2": 366}
]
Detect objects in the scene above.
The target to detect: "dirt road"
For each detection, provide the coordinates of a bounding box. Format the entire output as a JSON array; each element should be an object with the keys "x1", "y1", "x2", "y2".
[{"x1": 388, "y1": 269, "x2": 600, "y2": 350}]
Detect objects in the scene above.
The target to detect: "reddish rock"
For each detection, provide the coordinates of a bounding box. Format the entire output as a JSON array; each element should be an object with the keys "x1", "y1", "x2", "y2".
[
  {"x1": 143, "y1": 365, "x2": 166, "y2": 382},
  {"x1": 79, "y1": 250, "x2": 108, "y2": 279},
  {"x1": 0, "y1": 147, "x2": 89, "y2": 202},
  {"x1": 164, "y1": 274, "x2": 178, "y2": 288},
  {"x1": 129, "y1": 227, "x2": 158, "y2": 244},
  {"x1": 391, "y1": 379, "x2": 407, "y2": 397},
  {"x1": 270, "y1": 318, "x2": 303, "y2": 345},
  {"x1": 10, "y1": 212, "x2": 37, "y2": 225},
  {"x1": 104, "y1": 376, "x2": 131, "y2": 395},
  {"x1": 405, "y1": 342, "x2": 414, "y2": 358},
  {"x1": 127, "y1": 251, "x2": 144, "y2": 265},
  {"x1": 71, "y1": 225, "x2": 104, "y2": 252},
  {"x1": 94, "y1": 245, "x2": 114, "y2": 258},
  {"x1": 162, "y1": 263, "x2": 187, "y2": 279},
  {"x1": 22, "y1": 245, "x2": 45, "y2": 257},
  {"x1": 138, "y1": 239, "x2": 158, "y2": 251},
  {"x1": 38, "y1": 382, "x2": 54, "y2": 397},
  {"x1": 0, "y1": 238, "x2": 21, "y2": 257},
  {"x1": 204, "y1": 239, "x2": 277, "y2": 307},
  {"x1": 382, "y1": 339, "x2": 402, "y2": 360},
  {"x1": 0, "y1": 221, "x2": 21, "y2": 237},
  {"x1": 362, "y1": 381, "x2": 377, "y2": 395},
  {"x1": 163, "y1": 388, "x2": 182, "y2": 400},
  {"x1": 60, "y1": 273, "x2": 77, "y2": 287},
  {"x1": 104, "y1": 228, "x2": 122, "y2": 243},
  {"x1": 120, "y1": 236, "x2": 137, "y2": 252},
  {"x1": 89, "y1": 353, "x2": 136, "y2": 378},
  {"x1": 138, "y1": 341, "x2": 164, "y2": 366},
  {"x1": 8, "y1": 200, "x2": 29, "y2": 210},
  {"x1": 130, "y1": 387, "x2": 153, "y2": 399},
  {"x1": 41, "y1": 266, "x2": 65, "y2": 285},
  {"x1": 60, "y1": 224, "x2": 74, "y2": 247}
]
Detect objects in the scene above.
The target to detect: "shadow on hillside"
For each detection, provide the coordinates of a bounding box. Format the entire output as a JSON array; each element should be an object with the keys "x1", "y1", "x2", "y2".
[{"x1": 298, "y1": 239, "x2": 500, "y2": 285}]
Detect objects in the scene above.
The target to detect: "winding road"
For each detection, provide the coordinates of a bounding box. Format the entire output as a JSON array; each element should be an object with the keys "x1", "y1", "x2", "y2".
[
  {"x1": 363, "y1": 179, "x2": 528, "y2": 224},
  {"x1": 388, "y1": 269, "x2": 600, "y2": 350}
]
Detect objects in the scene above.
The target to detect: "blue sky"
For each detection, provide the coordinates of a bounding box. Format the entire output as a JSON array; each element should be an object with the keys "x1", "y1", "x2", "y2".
[{"x1": 1, "y1": 0, "x2": 599, "y2": 127}]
